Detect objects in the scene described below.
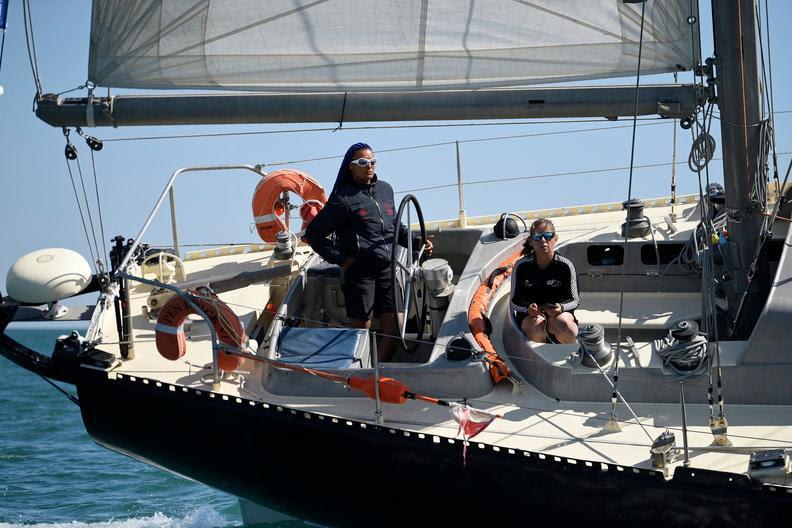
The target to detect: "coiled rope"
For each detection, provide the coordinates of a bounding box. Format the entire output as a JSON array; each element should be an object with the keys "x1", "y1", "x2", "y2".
[
  {"x1": 688, "y1": 104, "x2": 717, "y2": 173},
  {"x1": 654, "y1": 332, "x2": 709, "y2": 378}
]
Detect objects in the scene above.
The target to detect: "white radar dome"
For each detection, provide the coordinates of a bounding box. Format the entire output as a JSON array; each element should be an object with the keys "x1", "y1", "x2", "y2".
[{"x1": 6, "y1": 248, "x2": 92, "y2": 304}]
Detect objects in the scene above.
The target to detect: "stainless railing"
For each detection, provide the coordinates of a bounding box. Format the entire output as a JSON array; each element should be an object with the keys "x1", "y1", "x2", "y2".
[{"x1": 116, "y1": 164, "x2": 267, "y2": 274}]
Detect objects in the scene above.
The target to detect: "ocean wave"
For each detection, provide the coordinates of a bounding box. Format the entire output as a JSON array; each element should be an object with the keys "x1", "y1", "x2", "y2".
[{"x1": 0, "y1": 506, "x2": 240, "y2": 528}]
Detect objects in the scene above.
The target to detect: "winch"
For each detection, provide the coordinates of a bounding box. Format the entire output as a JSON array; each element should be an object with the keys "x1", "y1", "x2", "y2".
[
  {"x1": 421, "y1": 258, "x2": 454, "y2": 339},
  {"x1": 577, "y1": 324, "x2": 613, "y2": 367},
  {"x1": 272, "y1": 231, "x2": 294, "y2": 260},
  {"x1": 621, "y1": 198, "x2": 651, "y2": 238}
]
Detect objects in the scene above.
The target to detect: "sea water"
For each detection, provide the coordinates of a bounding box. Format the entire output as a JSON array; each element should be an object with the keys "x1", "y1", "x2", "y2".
[{"x1": 0, "y1": 326, "x2": 306, "y2": 528}]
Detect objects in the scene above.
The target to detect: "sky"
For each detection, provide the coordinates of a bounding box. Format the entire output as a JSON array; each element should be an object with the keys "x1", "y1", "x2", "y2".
[{"x1": 0, "y1": 1, "x2": 790, "y2": 296}]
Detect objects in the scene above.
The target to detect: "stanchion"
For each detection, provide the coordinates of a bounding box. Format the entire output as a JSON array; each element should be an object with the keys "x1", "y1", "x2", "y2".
[{"x1": 371, "y1": 332, "x2": 384, "y2": 425}]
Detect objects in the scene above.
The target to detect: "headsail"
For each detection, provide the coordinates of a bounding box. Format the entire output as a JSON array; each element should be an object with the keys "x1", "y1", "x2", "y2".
[{"x1": 89, "y1": 0, "x2": 699, "y2": 92}]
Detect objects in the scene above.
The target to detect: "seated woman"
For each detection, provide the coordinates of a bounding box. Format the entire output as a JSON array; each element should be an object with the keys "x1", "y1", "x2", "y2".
[{"x1": 510, "y1": 218, "x2": 579, "y2": 344}]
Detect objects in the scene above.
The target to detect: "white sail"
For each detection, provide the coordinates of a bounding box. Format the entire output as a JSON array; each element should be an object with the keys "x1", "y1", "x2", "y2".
[{"x1": 88, "y1": 0, "x2": 699, "y2": 91}]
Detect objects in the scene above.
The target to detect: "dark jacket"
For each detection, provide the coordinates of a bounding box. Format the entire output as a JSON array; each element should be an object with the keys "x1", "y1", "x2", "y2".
[
  {"x1": 305, "y1": 175, "x2": 408, "y2": 269},
  {"x1": 510, "y1": 253, "x2": 580, "y2": 313}
]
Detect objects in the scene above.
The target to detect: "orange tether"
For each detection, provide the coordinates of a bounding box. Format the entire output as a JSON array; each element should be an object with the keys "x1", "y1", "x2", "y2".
[
  {"x1": 348, "y1": 376, "x2": 409, "y2": 404},
  {"x1": 252, "y1": 169, "x2": 327, "y2": 242},
  {"x1": 225, "y1": 350, "x2": 473, "y2": 410},
  {"x1": 468, "y1": 250, "x2": 523, "y2": 383},
  {"x1": 155, "y1": 287, "x2": 245, "y2": 372}
]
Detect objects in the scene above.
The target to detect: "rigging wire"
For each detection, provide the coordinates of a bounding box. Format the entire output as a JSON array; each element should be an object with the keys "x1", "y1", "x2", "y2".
[
  {"x1": 269, "y1": 122, "x2": 669, "y2": 167},
  {"x1": 89, "y1": 149, "x2": 108, "y2": 263},
  {"x1": 686, "y1": 0, "x2": 726, "y2": 427},
  {"x1": 0, "y1": 26, "x2": 6, "y2": 80},
  {"x1": 696, "y1": 104, "x2": 727, "y2": 424},
  {"x1": 37, "y1": 375, "x2": 80, "y2": 407},
  {"x1": 22, "y1": 0, "x2": 42, "y2": 96},
  {"x1": 63, "y1": 150, "x2": 99, "y2": 271},
  {"x1": 755, "y1": 0, "x2": 781, "y2": 197},
  {"x1": 670, "y1": 74, "x2": 679, "y2": 221},
  {"x1": 612, "y1": 0, "x2": 647, "y2": 426},
  {"x1": 392, "y1": 151, "x2": 792, "y2": 196},
  {"x1": 73, "y1": 153, "x2": 103, "y2": 270},
  {"x1": 100, "y1": 117, "x2": 666, "y2": 144},
  {"x1": 762, "y1": 0, "x2": 776, "y2": 127}
]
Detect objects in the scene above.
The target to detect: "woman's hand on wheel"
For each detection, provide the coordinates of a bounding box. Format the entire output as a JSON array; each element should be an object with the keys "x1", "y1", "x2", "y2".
[{"x1": 424, "y1": 238, "x2": 433, "y2": 257}]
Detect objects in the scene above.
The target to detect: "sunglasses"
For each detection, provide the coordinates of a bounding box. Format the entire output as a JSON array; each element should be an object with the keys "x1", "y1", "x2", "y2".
[
  {"x1": 531, "y1": 232, "x2": 555, "y2": 241},
  {"x1": 351, "y1": 158, "x2": 377, "y2": 168}
]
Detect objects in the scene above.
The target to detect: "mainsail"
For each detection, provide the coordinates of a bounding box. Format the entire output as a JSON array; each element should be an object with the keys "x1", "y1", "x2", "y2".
[
  {"x1": 89, "y1": 0, "x2": 699, "y2": 92},
  {"x1": 37, "y1": 0, "x2": 702, "y2": 127}
]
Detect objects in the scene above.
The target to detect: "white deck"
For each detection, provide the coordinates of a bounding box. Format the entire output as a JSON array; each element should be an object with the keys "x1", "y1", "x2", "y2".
[{"x1": 92, "y1": 201, "x2": 792, "y2": 485}]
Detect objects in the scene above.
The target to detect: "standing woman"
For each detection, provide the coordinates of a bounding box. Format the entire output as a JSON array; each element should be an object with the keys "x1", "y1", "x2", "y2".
[
  {"x1": 305, "y1": 142, "x2": 431, "y2": 361},
  {"x1": 510, "y1": 218, "x2": 579, "y2": 343}
]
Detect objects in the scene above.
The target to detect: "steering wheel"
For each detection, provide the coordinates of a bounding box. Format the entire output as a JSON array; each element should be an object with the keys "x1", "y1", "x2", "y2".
[
  {"x1": 140, "y1": 251, "x2": 187, "y2": 284},
  {"x1": 391, "y1": 194, "x2": 428, "y2": 352}
]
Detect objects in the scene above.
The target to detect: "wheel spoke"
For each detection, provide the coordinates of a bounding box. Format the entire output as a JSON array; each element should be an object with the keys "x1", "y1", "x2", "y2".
[
  {"x1": 401, "y1": 279, "x2": 412, "y2": 338},
  {"x1": 395, "y1": 259, "x2": 409, "y2": 273},
  {"x1": 391, "y1": 194, "x2": 427, "y2": 353}
]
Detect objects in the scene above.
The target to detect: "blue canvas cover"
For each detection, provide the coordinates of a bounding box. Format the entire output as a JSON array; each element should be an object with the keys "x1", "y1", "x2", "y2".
[{"x1": 277, "y1": 327, "x2": 369, "y2": 369}]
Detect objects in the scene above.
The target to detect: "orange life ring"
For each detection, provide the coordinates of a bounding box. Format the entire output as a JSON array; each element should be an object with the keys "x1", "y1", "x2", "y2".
[
  {"x1": 468, "y1": 250, "x2": 522, "y2": 383},
  {"x1": 155, "y1": 287, "x2": 246, "y2": 372},
  {"x1": 252, "y1": 169, "x2": 328, "y2": 243}
]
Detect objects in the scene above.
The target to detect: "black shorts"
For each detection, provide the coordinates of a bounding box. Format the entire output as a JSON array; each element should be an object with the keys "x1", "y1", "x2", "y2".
[{"x1": 342, "y1": 263, "x2": 397, "y2": 321}]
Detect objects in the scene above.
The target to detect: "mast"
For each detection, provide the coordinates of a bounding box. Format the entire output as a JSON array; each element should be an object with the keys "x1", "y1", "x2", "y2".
[{"x1": 711, "y1": 0, "x2": 764, "y2": 335}]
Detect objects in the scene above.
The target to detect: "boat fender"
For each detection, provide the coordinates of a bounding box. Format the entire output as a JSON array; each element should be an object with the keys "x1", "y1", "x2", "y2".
[
  {"x1": 252, "y1": 169, "x2": 327, "y2": 243},
  {"x1": 155, "y1": 287, "x2": 245, "y2": 371}
]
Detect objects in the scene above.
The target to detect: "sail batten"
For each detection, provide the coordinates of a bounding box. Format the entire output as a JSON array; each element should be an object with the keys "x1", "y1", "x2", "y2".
[{"x1": 89, "y1": 0, "x2": 699, "y2": 92}]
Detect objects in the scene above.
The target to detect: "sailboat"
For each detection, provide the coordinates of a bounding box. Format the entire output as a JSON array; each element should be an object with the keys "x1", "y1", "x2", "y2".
[{"x1": 1, "y1": 1, "x2": 791, "y2": 525}]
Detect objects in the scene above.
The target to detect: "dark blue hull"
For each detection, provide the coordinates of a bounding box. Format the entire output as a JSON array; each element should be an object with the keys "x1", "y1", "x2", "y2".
[{"x1": 74, "y1": 370, "x2": 791, "y2": 527}]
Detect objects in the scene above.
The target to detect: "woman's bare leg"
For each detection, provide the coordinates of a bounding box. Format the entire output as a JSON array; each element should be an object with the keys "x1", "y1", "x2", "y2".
[
  {"x1": 546, "y1": 313, "x2": 578, "y2": 344},
  {"x1": 520, "y1": 314, "x2": 547, "y2": 342},
  {"x1": 376, "y1": 311, "x2": 402, "y2": 362}
]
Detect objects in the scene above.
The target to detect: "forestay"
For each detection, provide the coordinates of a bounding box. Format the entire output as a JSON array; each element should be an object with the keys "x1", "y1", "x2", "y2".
[{"x1": 89, "y1": 0, "x2": 699, "y2": 92}]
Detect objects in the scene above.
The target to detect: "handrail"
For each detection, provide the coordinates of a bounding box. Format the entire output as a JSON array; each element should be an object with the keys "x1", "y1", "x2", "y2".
[{"x1": 116, "y1": 164, "x2": 267, "y2": 275}]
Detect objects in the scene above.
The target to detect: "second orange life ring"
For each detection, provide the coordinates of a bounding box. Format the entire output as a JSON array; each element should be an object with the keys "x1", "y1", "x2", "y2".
[
  {"x1": 252, "y1": 169, "x2": 327, "y2": 243},
  {"x1": 155, "y1": 287, "x2": 246, "y2": 372}
]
